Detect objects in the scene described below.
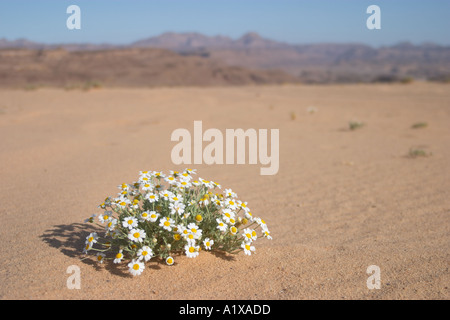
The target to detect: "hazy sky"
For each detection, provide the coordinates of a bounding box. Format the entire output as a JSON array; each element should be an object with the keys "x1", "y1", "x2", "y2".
[{"x1": 0, "y1": 0, "x2": 449, "y2": 46}]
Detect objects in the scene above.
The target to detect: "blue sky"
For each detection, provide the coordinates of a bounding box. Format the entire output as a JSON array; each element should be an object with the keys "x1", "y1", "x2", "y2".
[{"x1": 0, "y1": 0, "x2": 449, "y2": 46}]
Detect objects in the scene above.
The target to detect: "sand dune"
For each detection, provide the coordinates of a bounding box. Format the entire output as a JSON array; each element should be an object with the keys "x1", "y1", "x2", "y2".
[{"x1": 0, "y1": 83, "x2": 449, "y2": 299}]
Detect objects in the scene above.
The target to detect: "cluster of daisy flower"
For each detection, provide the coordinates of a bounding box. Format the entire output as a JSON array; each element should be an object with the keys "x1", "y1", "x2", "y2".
[{"x1": 83, "y1": 169, "x2": 271, "y2": 276}]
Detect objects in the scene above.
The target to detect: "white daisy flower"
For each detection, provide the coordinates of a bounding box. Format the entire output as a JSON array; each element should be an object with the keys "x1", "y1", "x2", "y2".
[
  {"x1": 242, "y1": 228, "x2": 257, "y2": 242},
  {"x1": 203, "y1": 238, "x2": 214, "y2": 250},
  {"x1": 169, "y1": 202, "x2": 185, "y2": 216},
  {"x1": 177, "y1": 180, "x2": 191, "y2": 189},
  {"x1": 229, "y1": 225, "x2": 238, "y2": 235},
  {"x1": 128, "y1": 259, "x2": 145, "y2": 276},
  {"x1": 263, "y1": 230, "x2": 273, "y2": 240},
  {"x1": 164, "y1": 175, "x2": 177, "y2": 185},
  {"x1": 84, "y1": 214, "x2": 96, "y2": 223},
  {"x1": 185, "y1": 242, "x2": 200, "y2": 258},
  {"x1": 114, "y1": 250, "x2": 124, "y2": 264},
  {"x1": 199, "y1": 194, "x2": 210, "y2": 206},
  {"x1": 148, "y1": 211, "x2": 160, "y2": 222},
  {"x1": 224, "y1": 188, "x2": 237, "y2": 198},
  {"x1": 166, "y1": 256, "x2": 175, "y2": 266},
  {"x1": 145, "y1": 192, "x2": 159, "y2": 203},
  {"x1": 225, "y1": 198, "x2": 238, "y2": 210},
  {"x1": 122, "y1": 216, "x2": 138, "y2": 230},
  {"x1": 211, "y1": 181, "x2": 221, "y2": 189},
  {"x1": 241, "y1": 241, "x2": 255, "y2": 256},
  {"x1": 140, "y1": 211, "x2": 151, "y2": 222},
  {"x1": 116, "y1": 198, "x2": 131, "y2": 209},
  {"x1": 187, "y1": 223, "x2": 202, "y2": 240},
  {"x1": 238, "y1": 200, "x2": 250, "y2": 212},
  {"x1": 85, "y1": 232, "x2": 98, "y2": 244},
  {"x1": 96, "y1": 253, "x2": 106, "y2": 264},
  {"x1": 255, "y1": 217, "x2": 268, "y2": 231},
  {"x1": 159, "y1": 217, "x2": 175, "y2": 231},
  {"x1": 105, "y1": 219, "x2": 117, "y2": 231},
  {"x1": 170, "y1": 193, "x2": 183, "y2": 203},
  {"x1": 141, "y1": 182, "x2": 154, "y2": 192},
  {"x1": 185, "y1": 168, "x2": 197, "y2": 175},
  {"x1": 222, "y1": 209, "x2": 236, "y2": 224},
  {"x1": 83, "y1": 242, "x2": 93, "y2": 254},
  {"x1": 199, "y1": 178, "x2": 213, "y2": 188},
  {"x1": 128, "y1": 228, "x2": 146, "y2": 243},
  {"x1": 216, "y1": 218, "x2": 228, "y2": 232},
  {"x1": 191, "y1": 180, "x2": 201, "y2": 187},
  {"x1": 151, "y1": 171, "x2": 165, "y2": 179},
  {"x1": 98, "y1": 211, "x2": 113, "y2": 224},
  {"x1": 160, "y1": 190, "x2": 173, "y2": 201},
  {"x1": 137, "y1": 246, "x2": 153, "y2": 262}
]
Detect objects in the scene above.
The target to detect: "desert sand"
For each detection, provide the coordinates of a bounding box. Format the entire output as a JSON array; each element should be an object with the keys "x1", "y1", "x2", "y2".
[{"x1": 0, "y1": 83, "x2": 448, "y2": 300}]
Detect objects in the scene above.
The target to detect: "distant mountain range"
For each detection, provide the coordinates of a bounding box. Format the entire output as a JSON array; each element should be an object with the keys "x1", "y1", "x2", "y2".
[{"x1": 1, "y1": 32, "x2": 450, "y2": 85}]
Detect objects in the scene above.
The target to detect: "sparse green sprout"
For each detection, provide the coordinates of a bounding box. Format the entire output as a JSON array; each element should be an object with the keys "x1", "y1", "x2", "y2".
[
  {"x1": 400, "y1": 76, "x2": 414, "y2": 84},
  {"x1": 23, "y1": 84, "x2": 40, "y2": 91},
  {"x1": 411, "y1": 122, "x2": 428, "y2": 129},
  {"x1": 290, "y1": 111, "x2": 296, "y2": 120},
  {"x1": 349, "y1": 121, "x2": 364, "y2": 131},
  {"x1": 306, "y1": 106, "x2": 318, "y2": 114},
  {"x1": 82, "y1": 80, "x2": 102, "y2": 91},
  {"x1": 408, "y1": 148, "x2": 431, "y2": 158}
]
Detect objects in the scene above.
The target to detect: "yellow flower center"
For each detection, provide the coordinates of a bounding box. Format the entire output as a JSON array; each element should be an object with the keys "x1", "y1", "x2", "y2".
[
  {"x1": 206, "y1": 241, "x2": 210, "y2": 246},
  {"x1": 88, "y1": 237, "x2": 94, "y2": 242},
  {"x1": 188, "y1": 234, "x2": 194, "y2": 239},
  {"x1": 231, "y1": 227, "x2": 237, "y2": 234},
  {"x1": 116, "y1": 253, "x2": 122, "y2": 259},
  {"x1": 133, "y1": 232, "x2": 140, "y2": 238},
  {"x1": 245, "y1": 245, "x2": 250, "y2": 251},
  {"x1": 128, "y1": 220, "x2": 133, "y2": 225},
  {"x1": 191, "y1": 228, "x2": 197, "y2": 233},
  {"x1": 167, "y1": 258, "x2": 173, "y2": 264},
  {"x1": 142, "y1": 251, "x2": 148, "y2": 256},
  {"x1": 189, "y1": 247, "x2": 195, "y2": 253},
  {"x1": 252, "y1": 231, "x2": 257, "y2": 237},
  {"x1": 246, "y1": 234, "x2": 252, "y2": 239},
  {"x1": 104, "y1": 215, "x2": 109, "y2": 220},
  {"x1": 195, "y1": 215, "x2": 202, "y2": 222},
  {"x1": 164, "y1": 221, "x2": 170, "y2": 227},
  {"x1": 133, "y1": 264, "x2": 140, "y2": 270},
  {"x1": 120, "y1": 202, "x2": 126, "y2": 206},
  {"x1": 174, "y1": 234, "x2": 181, "y2": 241},
  {"x1": 97, "y1": 256, "x2": 102, "y2": 261}
]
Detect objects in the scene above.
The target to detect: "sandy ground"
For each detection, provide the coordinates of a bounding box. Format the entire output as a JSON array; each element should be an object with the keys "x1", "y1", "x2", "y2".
[{"x1": 0, "y1": 83, "x2": 449, "y2": 300}]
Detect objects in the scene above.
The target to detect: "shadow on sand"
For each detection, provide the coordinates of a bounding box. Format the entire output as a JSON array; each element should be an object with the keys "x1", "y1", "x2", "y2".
[
  {"x1": 40, "y1": 222, "x2": 237, "y2": 277},
  {"x1": 39, "y1": 222, "x2": 132, "y2": 277}
]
